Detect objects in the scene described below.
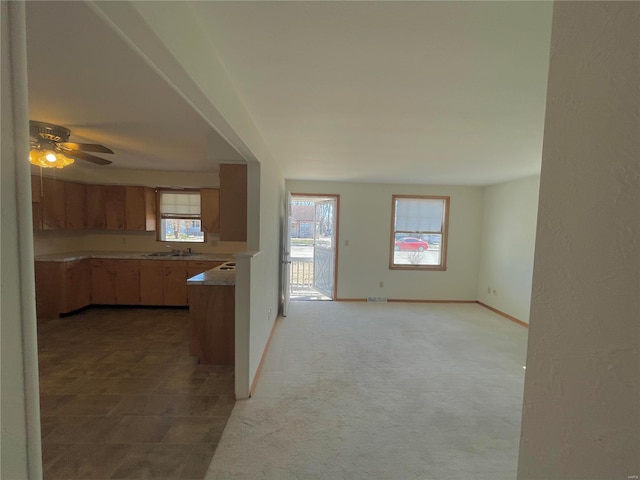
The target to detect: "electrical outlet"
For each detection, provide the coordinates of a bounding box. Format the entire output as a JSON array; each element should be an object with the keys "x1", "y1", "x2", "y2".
[
  {"x1": 492, "y1": 289, "x2": 497, "y2": 296},
  {"x1": 487, "y1": 287, "x2": 491, "y2": 294},
  {"x1": 379, "y1": 281, "x2": 383, "y2": 288},
  {"x1": 345, "y1": 239, "x2": 350, "y2": 247}
]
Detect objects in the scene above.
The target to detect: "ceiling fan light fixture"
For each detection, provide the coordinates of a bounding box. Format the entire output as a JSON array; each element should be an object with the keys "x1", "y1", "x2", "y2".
[
  {"x1": 28, "y1": 120, "x2": 114, "y2": 167},
  {"x1": 29, "y1": 148, "x2": 75, "y2": 169}
]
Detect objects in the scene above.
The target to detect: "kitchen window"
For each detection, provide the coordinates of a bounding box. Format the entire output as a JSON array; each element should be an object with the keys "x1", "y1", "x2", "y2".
[
  {"x1": 389, "y1": 195, "x2": 450, "y2": 270},
  {"x1": 157, "y1": 190, "x2": 204, "y2": 242}
]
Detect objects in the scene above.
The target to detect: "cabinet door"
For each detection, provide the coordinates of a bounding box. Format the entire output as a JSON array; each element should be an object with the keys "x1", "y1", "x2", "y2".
[
  {"x1": 90, "y1": 259, "x2": 116, "y2": 304},
  {"x1": 86, "y1": 184, "x2": 106, "y2": 229},
  {"x1": 187, "y1": 261, "x2": 221, "y2": 278},
  {"x1": 200, "y1": 189, "x2": 220, "y2": 233},
  {"x1": 219, "y1": 164, "x2": 247, "y2": 241},
  {"x1": 114, "y1": 260, "x2": 140, "y2": 305},
  {"x1": 63, "y1": 260, "x2": 91, "y2": 313},
  {"x1": 64, "y1": 181, "x2": 87, "y2": 229},
  {"x1": 139, "y1": 260, "x2": 164, "y2": 305},
  {"x1": 32, "y1": 175, "x2": 42, "y2": 203},
  {"x1": 125, "y1": 186, "x2": 156, "y2": 231},
  {"x1": 163, "y1": 261, "x2": 188, "y2": 306},
  {"x1": 105, "y1": 185, "x2": 126, "y2": 230},
  {"x1": 41, "y1": 176, "x2": 66, "y2": 230},
  {"x1": 35, "y1": 262, "x2": 64, "y2": 318}
]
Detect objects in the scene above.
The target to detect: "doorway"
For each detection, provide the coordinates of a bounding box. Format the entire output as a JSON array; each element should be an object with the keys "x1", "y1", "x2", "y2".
[{"x1": 288, "y1": 194, "x2": 339, "y2": 301}]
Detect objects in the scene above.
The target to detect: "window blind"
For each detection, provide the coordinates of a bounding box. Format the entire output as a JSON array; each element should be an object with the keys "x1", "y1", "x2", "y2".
[
  {"x1": 159, "y1": 192, "x2": 201, "y2": 219},
  {"x1": 394, "y1": 198, "x2": 444, "y2": 232}
]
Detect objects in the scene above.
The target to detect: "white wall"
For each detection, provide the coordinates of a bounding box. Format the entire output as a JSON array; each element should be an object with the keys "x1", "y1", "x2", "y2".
[
  {"x1": 477, "y1": 175, "x2": 539, "y2": 322},
  {"x1": 1, "y1": 2, "x2": 42, "y2": 477},
  {"x1": 518, "y1": 2, "x2": 639, "y2": 478},
  {"x1": 248, "y1": 158, "x2": 284, "y2": 394},
  {"x1": 286, "y1": 180, "x2": 483, "y2": 301},
  {"x1": 31, "y1": 166, "x2": 247, "y2": 257}
]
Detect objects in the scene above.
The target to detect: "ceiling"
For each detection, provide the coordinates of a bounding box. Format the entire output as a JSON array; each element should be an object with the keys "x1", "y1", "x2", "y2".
[
  {"x1": 25, "y1": 1, "x2": 244, "y2": 172},
  {"x1": 25, "y1": 1, "x2": 553, "y2": 186}
]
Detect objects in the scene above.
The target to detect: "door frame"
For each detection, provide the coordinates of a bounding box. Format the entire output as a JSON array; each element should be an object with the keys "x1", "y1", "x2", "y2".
[
  {"x1": 281, "y1": 192, "x2": 292, "y2": 316},
  {"x1": 290, "y1": 193, "x2": 340, "y2": 300}
]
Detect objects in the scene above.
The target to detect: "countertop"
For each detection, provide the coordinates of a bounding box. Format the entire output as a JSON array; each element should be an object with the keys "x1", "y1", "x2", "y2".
[
  {"x1": 34, "y1": 251, "x2": 235, "y2": 263},
  {"x1": 187, "y1": 265, "x2": 236, "y2": 286}
]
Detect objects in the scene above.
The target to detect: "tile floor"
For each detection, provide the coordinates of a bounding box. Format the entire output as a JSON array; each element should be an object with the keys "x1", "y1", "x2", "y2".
[{"x1": 38, "y1": 306, "x2": 235, "y2": 480}]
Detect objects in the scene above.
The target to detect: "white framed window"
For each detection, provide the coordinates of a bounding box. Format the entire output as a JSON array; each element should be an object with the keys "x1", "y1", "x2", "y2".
[
  {"x1": 389, "y1": 195, "x2": 450, "y2": 270},
  {"x1": 157, "y1": 190, "x2": 204, "y2": 243}
]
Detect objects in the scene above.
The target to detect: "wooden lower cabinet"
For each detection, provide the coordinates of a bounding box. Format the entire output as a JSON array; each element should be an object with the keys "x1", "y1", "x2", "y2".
[
  {"x1": 163, "y1": 261, "x2": 188, "y2": 306},
  {"x1": 90, "y1": 259, "x2": 140, "y2": 305},
  {"x1": 36, "y1": 257, "x2": 224, "y2": 317},
  {"x1": 114, "y1": 260, "x2": 140, "y2": 305},
  {"x1": 139, "y1": 260, "x2": 164, "y2": 305},
  {"x1": 189, "y1": 285, "x2": 235, "y2": 365},
  {"x1": 90, "y1": 259, "x2": 117, "y2": 304},
  {"x1": 63, "y1": 260, "x2": 91, "y2": 312},
  {"x1": 35, "y1": 260, "x2": 91, "y2": 317}
]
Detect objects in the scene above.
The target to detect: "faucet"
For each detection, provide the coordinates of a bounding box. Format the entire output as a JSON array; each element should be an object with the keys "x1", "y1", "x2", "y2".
[{"x1": 166, "y1": 244, "x2": 193, "y2": 256}]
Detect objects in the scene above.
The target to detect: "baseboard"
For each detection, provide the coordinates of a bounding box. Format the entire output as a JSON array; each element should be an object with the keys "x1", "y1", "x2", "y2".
[
  {"x1": 477, "y1": 301, "x2": 529, "y2": 328},
  {"x1": 249, "y1": 314, "x2": 281, "y2": 397},
  {"x1": 387, "y1": 299, "x2": 477, "y2": 304},
  {"x1": 335, "y1": 298, "x2": 476, "y2": 304}
]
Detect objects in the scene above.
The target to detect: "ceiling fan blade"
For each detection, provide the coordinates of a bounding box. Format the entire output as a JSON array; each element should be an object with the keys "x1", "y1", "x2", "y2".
[
  {"x1": 67, "y1": 150, "x2": 113, "y2": 166},
  {"x1": 57, "y1": 142, "x2": 114, "y2": 154}
]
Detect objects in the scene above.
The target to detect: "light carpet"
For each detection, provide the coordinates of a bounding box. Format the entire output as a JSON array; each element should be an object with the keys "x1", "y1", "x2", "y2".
[{"x1": 205, "y1": 301, "x2": 527, "y2": 480}]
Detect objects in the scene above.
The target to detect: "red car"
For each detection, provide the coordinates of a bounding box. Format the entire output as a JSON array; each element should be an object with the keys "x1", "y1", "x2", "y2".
[{"x1": 394, "y1": 237, "x2": 429, "y2": 252}]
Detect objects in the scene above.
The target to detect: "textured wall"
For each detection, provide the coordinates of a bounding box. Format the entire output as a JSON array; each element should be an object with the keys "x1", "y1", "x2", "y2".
[
  {"x1": 477, "y1": 175, "x2": 540, "y2": 323},
  {"x1": 1, "y1": 1, "x2": 42, "y2": 477},
  {"x1": 518, "y1": 2, "x2": 639, "y2": 479}
]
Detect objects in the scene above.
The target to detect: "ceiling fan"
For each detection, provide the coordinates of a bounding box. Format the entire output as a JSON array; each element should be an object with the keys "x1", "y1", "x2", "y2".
[{"x1": 29, "y1": 120, "x2": 114, "y2": 168}]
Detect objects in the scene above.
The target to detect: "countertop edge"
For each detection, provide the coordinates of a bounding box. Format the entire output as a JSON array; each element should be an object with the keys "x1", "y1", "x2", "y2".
[{"x1": 34, "y1": 251, "x2": 236, "y2": 263}]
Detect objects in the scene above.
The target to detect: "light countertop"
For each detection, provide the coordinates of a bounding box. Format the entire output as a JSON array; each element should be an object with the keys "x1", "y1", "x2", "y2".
[
  {"x1": 34, "y1": 251, "x2": 235, "y2": 263},
  {"x1": 187, "y1": 268, "x2": 235, "y2": 286}
]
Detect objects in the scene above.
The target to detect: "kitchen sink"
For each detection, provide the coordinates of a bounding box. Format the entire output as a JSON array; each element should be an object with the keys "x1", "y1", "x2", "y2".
[{"x1": 145, "y1": 252, "x2": 195, "y2": 257}]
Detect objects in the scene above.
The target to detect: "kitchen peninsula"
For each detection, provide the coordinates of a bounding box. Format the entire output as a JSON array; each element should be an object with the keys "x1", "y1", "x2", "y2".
[{"x1": 187, "y1": 262, "x2": 236, "y2": 365}]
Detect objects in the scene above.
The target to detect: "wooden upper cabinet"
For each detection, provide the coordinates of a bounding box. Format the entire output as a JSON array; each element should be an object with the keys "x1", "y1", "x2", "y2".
[
  {"x1": 200, "y1": 189, "x2": 220, "y2": 234},
  {"x1": 219, "y1": 164, "x2": 247, "y2": 241},
  {"x1": 86, "y1": 184, "x2": 106, "y2": 229},
  {"x1": 41, "y1": 176, "x2": 66, "y2": 230},
  {"x1": 64, "y1": 181, "x2": 87, "y2": 229},
  {"x1": 31, "y1": 175, "x2": 43, "y2": 231},
  {"x1": 31, "y1": 175, "x2": 42, "y2": 203},
  {"x1": 125, "y1": 186, "x2": 156, "y2": 231},
  {"x1": 105, "y1": 185, "x2": 126, "y2": 230}
]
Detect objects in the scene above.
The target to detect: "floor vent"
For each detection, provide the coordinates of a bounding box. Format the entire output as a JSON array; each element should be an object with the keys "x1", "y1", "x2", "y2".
[{"x1": 367, "y1": 296, "x2": 388, "y2": 303}]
